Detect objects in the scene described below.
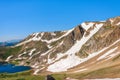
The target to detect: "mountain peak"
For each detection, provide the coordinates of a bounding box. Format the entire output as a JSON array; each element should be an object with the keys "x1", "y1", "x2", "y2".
[{"x1": 2, "y1": 16, "x2": 120, "y2": 75}]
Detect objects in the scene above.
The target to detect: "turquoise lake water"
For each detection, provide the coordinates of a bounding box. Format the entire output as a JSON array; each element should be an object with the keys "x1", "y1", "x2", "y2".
[{"x1": 0, "y1": 63, "x2": 31, "y2": 73}]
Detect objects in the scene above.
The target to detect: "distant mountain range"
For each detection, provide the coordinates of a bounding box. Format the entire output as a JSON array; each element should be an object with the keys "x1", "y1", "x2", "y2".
[
  {"x1": 0, "y1": 39, "x2": 22, "y2": 47},
  {"x1": 1, "y1": 16, "x2": 120, "y2": 79}
]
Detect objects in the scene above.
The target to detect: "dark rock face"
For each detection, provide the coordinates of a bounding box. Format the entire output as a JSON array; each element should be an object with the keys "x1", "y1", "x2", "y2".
[
  {"x1": 0, "y1": 41, "x2": 20, "y2": 47},
  {"x1": 49, "y1": 25, "x2": 85, "y2": 59},
  {"x1": 73, "y1": 25, "x2": 85, "y2": 40},
  {"x1": 42, "y1": 33, "x2": 53, "y2": 40},
  {"x1": 45, "y1": 75, "x2": 55, "y2": 80},
  {"x1": 77, "y1": 17, "x2": 120, "y2": 58}
]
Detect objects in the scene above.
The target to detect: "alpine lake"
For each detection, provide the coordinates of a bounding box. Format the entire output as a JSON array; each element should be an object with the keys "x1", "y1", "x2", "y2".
[{"x1": 0, "y1": 62, "x2": 31, "y2": 73}]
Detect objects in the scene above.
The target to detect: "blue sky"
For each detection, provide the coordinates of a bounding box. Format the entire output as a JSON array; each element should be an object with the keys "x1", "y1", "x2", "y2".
[{"x1": 0, "y1": 0, "x2": 120, "y2": 41}]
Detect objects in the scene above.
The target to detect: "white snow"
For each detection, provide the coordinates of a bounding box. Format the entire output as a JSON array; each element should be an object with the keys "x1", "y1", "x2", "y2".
[
  {"x1": 32, "y1": 62, "x2": 39, "y2": 68},
  {"x1": 66, "y1": 77, "x2": 78, "y2": 80},
  {"x1": 29, "y1": 51, "x2": 40, "y2": 60},
  {"x1": 103, "y1": 52, "x2": 120, "y2": 61},
  {"x1": 48, "y1": 55, "x2": 81, "y2": 72},
  {"x1": 16, "y1": 28, "x2": 73, "y2": 47},
  {"x1": 47, "y1": 45, "x2": 52, "y2": 48},
  {"x1": 28, "y1": 32, "x2": 41, "y2": 41},
  {"x1": 41, "y1": 28, "x2": 74, "y2": 44},
  {"x1": 97, "y1": 47, "x2": 118, "y2": 61},
  {"x1": 47, "y1": 26, "x2": 120, "y2": 72},
  {"x1": 108, "y1": 52, "x2": 120, "y2": 59},
  {"x1": 47, "y1": 23, "x2": 104, "y2": 72},
  {"x1": 33, "y1": 67, "x2": 45, "y2": 75},
  {"x1": 81, "y1": 22, "x2": 95, "y2": 31},
  {"x1": 16, "y1": 28, "x2": 74, "y2": 47},
  {"x1": 15, "y1": 40, "x2": 31, "y2": 46},
  {"x1": 41, "y1": 48, "x2": 54, "y2": 56},
  {"x1": 55, "y1": 41, "x2": 64, "y2": 49},
  {"x1": 55, "y1": 53, "x2": 64, "y2": 61},
  {"x1": 15, "y1": 57, "x2": 27, "y2": 60},
  {"x1": 19, "y1": 61, "x2": 25, "y2": 65},
  {"x1": 33, "y1": 69, "x2": 40, "y2": 75},
  {"x1": 5, "y1": 55, "x2": 13, "y2": 61},
  {"x1": 59, "y1": 41, "x2": 64, "y2": 46},
  {"x1": 47, "y1": 41, "x2": 66, "y2": 64},
  {"x1": 18, "y1": 52, "x2": 27, "y2": 57},
  {"x1": 74, "y1": 68, "x2": 87, "y2": 73},
  {"x1": 47, "y1": 53, "x2": 54, "y2": 64},
  {"x1": 109, "y1": 19, "x2": 114, "y2": 24},
  {"x1": 31, "y1": 33, "x2": 41, "y2": 41},
  {"x1": 15, "y1": 32, "x2": 44, "y2": 46},
  {"x1": 28, "y1": 48, "x2": 36, "y2": 56},
  {"x1": 47, "y1": 52, "x2": 64, "y2": 64},
  {"x1": 41, "y1": 32, "x2": 44, "y2": 37},
  {"x1": 116, "y1": 22, "x2": 120, "y2": 25},
  {"x1": 51, "y1": 32, "x2": 56, "y2": 36},
  {"x1": 66, "y1": 23, "x2": 103, "y2": 56},
  {"x1": 43, "y1": 59, "x2": 47, "y2": 62}
]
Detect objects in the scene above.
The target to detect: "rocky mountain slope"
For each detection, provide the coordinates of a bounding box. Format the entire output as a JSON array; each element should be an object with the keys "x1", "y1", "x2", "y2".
[{"x1": 2, "y1": 16, "x2": 120, "y2": 77}]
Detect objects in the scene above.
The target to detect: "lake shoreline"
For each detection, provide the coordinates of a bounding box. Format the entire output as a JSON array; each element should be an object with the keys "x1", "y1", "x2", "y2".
[
  {"x1": 0, "y1": 62, "x2": 31, "y2": 73},
  {"x1": 0, "y1": 61, "x2": 8, "y2": 65}
]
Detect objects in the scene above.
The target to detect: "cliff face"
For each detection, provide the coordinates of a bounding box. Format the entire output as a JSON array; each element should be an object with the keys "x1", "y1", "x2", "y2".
[
  {"x1": 78, "y1": 17, "x2": 120, "y2": 58},
  {"x1": 3, "y1": 16, "x2": 120, "y2": 75}
]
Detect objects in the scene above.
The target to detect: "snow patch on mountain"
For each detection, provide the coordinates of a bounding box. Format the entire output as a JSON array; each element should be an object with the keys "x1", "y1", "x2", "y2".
[
  {"x1": 51, "y1": 32, "x2": 56, "y2": 36},
  {"x1": 16, "y1": 28, "x2": 74, "y2": 46},
  {"x1": 29, "y1": 51, "x2": 41, "y2": 60},
  {"x1": 5, "y1": 55, "x2": 13, "y2": 61},
  {"x1": 74, "y1": 68, "x2": 87, "y2": 73},
  {"x1": 18, "y1": 52, "x2": 27, "y2": 57},
  {"x1": 116, "y1": 22, "x2": 120, "y2": 25},
  {"x1": 104, "y1": 52, "x2": 120, "y2": 61},
  {"x1": 81, "y1": 22, "x2": 95, "y2": 31},
  {"x1": 109, "y1": 19, "x2": 114, "y2": 24},
  {"x1": 47, "y1": 45, "x2": 52, "y2": 48},
  {"x1": 48, "y1": 54, "x2": 81, "y2": 72},
  {"x1": 41, "y1": 28, "x2": 74, "y2": 44},
  {"x1": 47, "y1": 23, "x2": 103, "y2": 72},
  {"x1": 97, "y1": 47, "x2": 118, "y2": 61},
  {"x1": 33, "y1": 69, "x2": 40, "y2": 75},
  {"x1": 32, "y1": 33, "x2": 41, "y2": 41},
  {"x1": 29, "y1": 48, "x2": 36, "y2": 56},
  {"x1": 33, "y1": 67, "x2": 45, "y2": 75}
]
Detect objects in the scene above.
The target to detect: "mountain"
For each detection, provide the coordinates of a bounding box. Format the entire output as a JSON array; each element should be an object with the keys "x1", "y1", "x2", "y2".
[
  {"x1": 0, "y1": 39, "x2": 21, "y2": 47},
  {"x1": 1, "y1": 16, "x2": 120, "y2": 79}
]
